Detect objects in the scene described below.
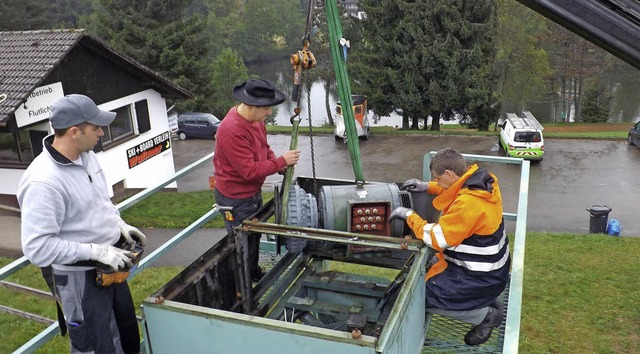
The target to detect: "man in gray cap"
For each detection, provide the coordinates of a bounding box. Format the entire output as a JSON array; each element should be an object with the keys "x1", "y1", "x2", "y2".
[
  {"x1": 213, "y1": 79, "x2": 300, "y2": 282},
  {"x1": 18, "y1": 94, "x2": 146, "y2": 353}
]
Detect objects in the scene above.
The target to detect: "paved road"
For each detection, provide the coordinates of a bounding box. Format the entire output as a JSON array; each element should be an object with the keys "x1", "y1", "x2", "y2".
[
  {"x1": 172, "y1": 134, "x2": 640, "y2": 237},
  {"x1": 3, "y1": 135, "x2": 636, "y2": 267}
]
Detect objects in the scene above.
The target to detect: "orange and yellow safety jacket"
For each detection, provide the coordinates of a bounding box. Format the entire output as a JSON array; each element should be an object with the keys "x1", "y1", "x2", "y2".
[{"x1": 405, "y1": 164, "x2": 509, "y2": 282}]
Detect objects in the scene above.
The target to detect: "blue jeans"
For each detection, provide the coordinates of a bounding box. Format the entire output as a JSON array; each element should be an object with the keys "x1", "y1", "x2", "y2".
[{"x1": 214, "y1": 189, "x2": 263, "y2": 277}]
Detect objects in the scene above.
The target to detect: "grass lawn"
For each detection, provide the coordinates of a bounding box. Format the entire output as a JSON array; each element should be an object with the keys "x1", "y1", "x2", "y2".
[
  {"x1": 0, "y1": 263, "x2": 184, "y2": 353},
  {"x1": 2, "y1": 232, "x2": 638, "y2": 353}
]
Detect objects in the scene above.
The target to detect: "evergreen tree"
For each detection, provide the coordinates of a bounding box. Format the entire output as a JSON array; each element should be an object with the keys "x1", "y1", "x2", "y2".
[
  {"x1": 581, "y1": 81, "x2": 612, "y2": 123},
  {"x1": 49, "y1": 0, "x2": 94, "y2": 28},
  {"x1": 219, "y1": 0, "x2": 306, "y2": 62},
  {"x1": 0, "y1": 0, "x2": 55, "y2": 31},
  {"x1": 354, "y1": 0, "x2": 499, "y2": 131},
  {"x1": 92, "y1": 0, "x2": 214, "y2": 111},
  {"x1": 351, "y1": 0, "x2": 407, "y2": 127},
  {"x1": 209, "y1": 48, "x2": 250, "y2": 117},
  {"x1": 453, "y1": 0, "x2": 501, "y2": 131},
  {"x1": 494, "y1": 0, "x2": 550, "y2": 115}
]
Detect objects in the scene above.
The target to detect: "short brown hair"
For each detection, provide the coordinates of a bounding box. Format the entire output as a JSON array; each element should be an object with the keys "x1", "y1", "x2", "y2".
[
  {"x1": 54, "y1": 122, "x2": 89, "y2": 137},
  {"x1": 430, "y1": 148, "x2": 466, "y2": 177}
]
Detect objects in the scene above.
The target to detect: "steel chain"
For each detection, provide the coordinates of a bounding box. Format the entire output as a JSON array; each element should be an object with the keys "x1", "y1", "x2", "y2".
[{"x1": 304, "y1": 70, "x2": 318, "y2": 194}]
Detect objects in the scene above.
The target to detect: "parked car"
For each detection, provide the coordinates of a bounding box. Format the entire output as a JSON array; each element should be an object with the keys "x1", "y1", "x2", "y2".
[
  {"x1": 628, "y1": 121, "x2": 640, "y2": 147},
  {"x1": 176, "y1": 112, "x2": 220, "y2": 140},
  {"x1": 498, "y1": 111, "x2": 544, "y2": 161}
]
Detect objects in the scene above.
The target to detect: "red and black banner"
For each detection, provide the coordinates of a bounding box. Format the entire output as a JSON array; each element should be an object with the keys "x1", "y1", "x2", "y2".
[{"x1": 127, "y1": 131, "x2": 171, "y2": 169}]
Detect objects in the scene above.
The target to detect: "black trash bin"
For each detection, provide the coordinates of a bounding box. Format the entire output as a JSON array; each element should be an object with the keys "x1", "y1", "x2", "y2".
[{"x1": 586, "y1": 205, "x2": 612, "y2": 234}]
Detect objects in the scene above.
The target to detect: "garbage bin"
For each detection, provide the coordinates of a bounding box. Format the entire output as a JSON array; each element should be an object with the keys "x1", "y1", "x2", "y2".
[{"x1": 586, "y1": 205, "x2": 612, "y2": 234}]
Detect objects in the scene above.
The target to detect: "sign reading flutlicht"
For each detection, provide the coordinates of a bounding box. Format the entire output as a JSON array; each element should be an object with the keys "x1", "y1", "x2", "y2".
[{"x1": 14, "y1": 82, "x2": 64, "y2": 128}]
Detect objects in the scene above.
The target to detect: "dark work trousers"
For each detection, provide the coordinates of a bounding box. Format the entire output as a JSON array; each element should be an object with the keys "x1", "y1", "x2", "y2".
[
  {"x1": 214, "y1": 188, "x2": 263, "y2": 278},
  {"x1": 53, "y1": 268, "x2": 140, "y2": 354}
]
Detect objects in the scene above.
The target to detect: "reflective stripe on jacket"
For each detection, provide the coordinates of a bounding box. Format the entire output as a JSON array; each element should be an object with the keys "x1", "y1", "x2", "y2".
[{"x1": 405, "y1": 164, "x2": 509, "y2": 281}]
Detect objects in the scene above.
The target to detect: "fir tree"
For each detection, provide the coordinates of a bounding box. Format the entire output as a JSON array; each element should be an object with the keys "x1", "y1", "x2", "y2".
[
  {"x1": 354, "y1": 0, "x2": 499, "y2": 130},
  {"x1": 92, "y1": 0, "x2": 214, "y2": 111}
]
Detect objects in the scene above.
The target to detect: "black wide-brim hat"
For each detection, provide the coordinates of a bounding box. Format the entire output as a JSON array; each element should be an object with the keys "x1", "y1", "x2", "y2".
[{"x1": 232, "y1": 79, "x2": 286, "y2": 107}]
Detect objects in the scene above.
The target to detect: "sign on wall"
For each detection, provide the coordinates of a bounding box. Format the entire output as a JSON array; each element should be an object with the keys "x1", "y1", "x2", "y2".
[
  {"x1": 14, "y1": 82, "x2": 64, "y2": 128},
  {"x1": 127, "y1": 131, "x2": 171, "y2": 169},
  {"x1": 168, "y1": 113, "x2": 178, "y2": 133}
]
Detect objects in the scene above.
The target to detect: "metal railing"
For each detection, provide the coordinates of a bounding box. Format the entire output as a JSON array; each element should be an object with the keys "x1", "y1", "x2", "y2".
[{"x1": 1, "y1": 151, "x2": 216, "y2": 354}]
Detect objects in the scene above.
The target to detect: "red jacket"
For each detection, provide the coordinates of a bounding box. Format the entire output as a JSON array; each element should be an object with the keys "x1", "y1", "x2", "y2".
[{"x1": 213, "y1": 107, "x2": 287, "y2": 198}]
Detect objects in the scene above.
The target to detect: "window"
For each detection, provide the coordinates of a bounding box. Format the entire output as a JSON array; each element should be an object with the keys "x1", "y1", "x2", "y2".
[
  {"x1": 514, "y1": 132, "x2": 542, "y2": 143},
  {"x1": 0, "y1": 130, "x2": 20, "y2": 162},
  {"x1": 101, "y1": 105, "x2": 134, "y2": 146},
  {"x1": 98, "y1": 100, "x2": 151, "y2": 150},
  {"x1": 0, "y1": 126, "x2": 36, "y2": 164}
]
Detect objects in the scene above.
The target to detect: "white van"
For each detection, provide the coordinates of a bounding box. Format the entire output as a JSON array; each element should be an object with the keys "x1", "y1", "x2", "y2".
[{"x1": 498, "y1": 111, "x2": 544, "y2": 161}]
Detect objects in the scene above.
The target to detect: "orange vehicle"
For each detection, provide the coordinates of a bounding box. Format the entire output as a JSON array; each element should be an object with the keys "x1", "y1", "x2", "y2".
[{"x1": 333, "y1": 94, "x2": 370, "y2": 141}]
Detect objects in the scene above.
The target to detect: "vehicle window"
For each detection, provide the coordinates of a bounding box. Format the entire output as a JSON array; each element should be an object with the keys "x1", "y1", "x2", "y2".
[
  {"x1": 635, "y1": 122, "x2": 640, "y2": 131},
  {"x1": 185, "y1": 118, "x2": 197, "y2": 124},
  {"x1": 514, "y1": 132, "x2": 541, "y2": 143},
  {"x1": 197, "y1": 118, "x2": 210, "y2": 126},
  {"x1": 209, "y1": 116, "x2": 220, "y2": 124}
]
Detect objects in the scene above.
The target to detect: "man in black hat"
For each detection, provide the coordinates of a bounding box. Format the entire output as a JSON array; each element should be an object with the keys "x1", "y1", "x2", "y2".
[{"x1": 213, "y1": 79, "x2": 300, "y2": 282}]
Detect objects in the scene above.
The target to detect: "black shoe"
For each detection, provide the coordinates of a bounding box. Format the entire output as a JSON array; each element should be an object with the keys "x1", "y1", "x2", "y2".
[
  {"x1": 251, "y1": 267, "x2": 266, "y2": 283},
  {"x1": 491, "y1": 298, "x2": 505, "y2": 313},
  {"x1": 464, "y1": 306, "x2": 504, "y2": 346}
]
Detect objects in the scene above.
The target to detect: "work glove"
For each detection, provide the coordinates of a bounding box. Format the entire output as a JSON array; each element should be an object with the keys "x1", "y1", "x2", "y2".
[
  {"x1": 400, "y1": 178, "x2": 428, "y2": 192},
  {"x1": 89, "y1": 244, "x2": 135, "y2": 271},
  {"x1": 389, "y1": 207, "x2": 414, "y2": 223},
  {"x1": 118, "y1": 220, "x2": 147, "y2": 247}
]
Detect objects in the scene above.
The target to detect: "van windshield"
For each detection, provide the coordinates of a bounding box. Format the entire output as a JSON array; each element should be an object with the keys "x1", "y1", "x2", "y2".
[{"x1": 514, "y1": 132, "x2": 541, "y2": 143}]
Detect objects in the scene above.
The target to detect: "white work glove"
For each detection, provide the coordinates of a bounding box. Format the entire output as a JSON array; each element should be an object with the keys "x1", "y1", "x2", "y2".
[
  {"x1": 89, "y1": 244, "x2": 135, "y2": 271},
  {"x1": 118, "y1": 220, "x2": 147, "y2": 247},
  {"x1": 400, "y1": 178, "x2": 429, "y2": 192},
  {"x1": 389, "y1": 207, "x2": 414, "y2": 223}
]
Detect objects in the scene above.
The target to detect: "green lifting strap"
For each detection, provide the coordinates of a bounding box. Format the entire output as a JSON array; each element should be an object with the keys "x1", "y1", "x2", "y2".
[
  {"x1": 279, "y1": 115, "x2": 302, "y2": 224},
  {"x1": 326, "y1": 0, "x2": 365, "y2": 183}
]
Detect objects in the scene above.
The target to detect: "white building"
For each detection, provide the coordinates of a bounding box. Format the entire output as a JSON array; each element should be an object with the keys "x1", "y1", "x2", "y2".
[{"x1": 0, "y1": 29, "x2": 192, "y2": 210}]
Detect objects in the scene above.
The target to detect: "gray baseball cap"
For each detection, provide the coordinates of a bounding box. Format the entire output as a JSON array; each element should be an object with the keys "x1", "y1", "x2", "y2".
[{"x1": 49, "y1": 94, "x2": 117, "y2": 129}]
